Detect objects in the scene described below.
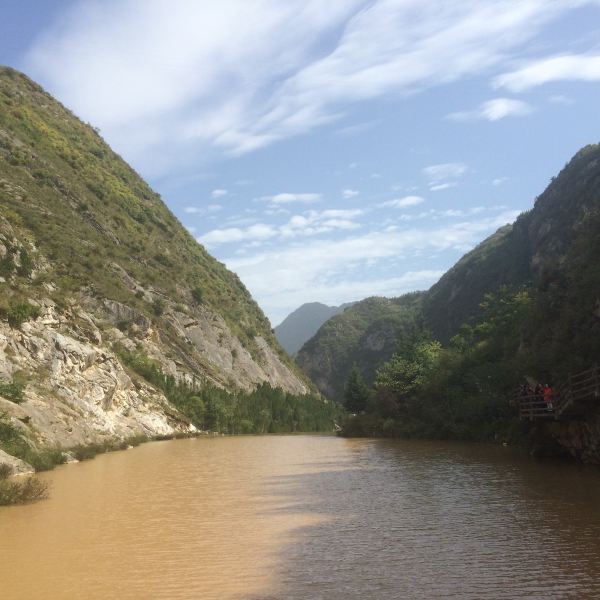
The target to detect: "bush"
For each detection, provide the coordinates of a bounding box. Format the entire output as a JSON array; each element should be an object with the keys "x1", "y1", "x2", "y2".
[
  {"x1": 1, "y1": 301, "x2": 41, "y2": 328},
  {"x1": 152, "y1": 298, "x2": 165, "y2": 316},
  {"x1": 0, "y1": 380, "x2": 25, "y2": 403},
  {"x1": 0, "y1": 463, "x2": 12, "y2": 480},
  {"x1": 23, "y1": 447, "x2": 66, "y2": 472},
  {"x1": 0, "y1": 471, "x2": 49, "y2": 506},
  {"x1": 17, "y1": 249, "x2": 33, "y2": 277},
  {"x1": 191, "y1": 287, "x2": 203, "y2": 304}
]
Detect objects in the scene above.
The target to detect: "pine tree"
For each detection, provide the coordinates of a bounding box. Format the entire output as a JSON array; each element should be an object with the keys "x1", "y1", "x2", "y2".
[{"x1": 344, "y1": 365, "x2": 370, "y2": 413}]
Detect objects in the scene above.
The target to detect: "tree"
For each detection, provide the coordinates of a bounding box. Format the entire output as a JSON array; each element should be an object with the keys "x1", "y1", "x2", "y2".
[
  {"x1": 344, "y1": 365, "x2": 370, "y2": 413},
  {"x1": 375, "y1": 340, "x2": 441, "y2": 398}
]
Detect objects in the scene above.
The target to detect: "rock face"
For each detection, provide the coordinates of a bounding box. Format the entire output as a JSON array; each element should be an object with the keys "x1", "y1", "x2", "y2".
[
  {"x1": 534, "y1": 412, "x2": 600, "y2": 464},
  {"x1": 0, "y1": 302, "x2": 196, "y2": 451},
  {"x1": 0, "y1": 449, "x2": 33, "y2": 475},
  {"x1": 0, "y1": 67, "x2": 311, "y2": 466}
]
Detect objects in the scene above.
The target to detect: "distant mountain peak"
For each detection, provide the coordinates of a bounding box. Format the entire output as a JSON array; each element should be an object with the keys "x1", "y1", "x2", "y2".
[{"x1": 274, "y1": 302, "x2": 350, "y2": 355}]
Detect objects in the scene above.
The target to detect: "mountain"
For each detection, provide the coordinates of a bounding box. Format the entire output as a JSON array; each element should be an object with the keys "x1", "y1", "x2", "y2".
[
  {"x1": 274, "y1": 302, "x2": 350, "y2": 355},
  {"x1": 297, "y1": 144, "x2": 600, "y2": 405},
  {"x1": 0, "y1": 67, "x2": 324, "y2": 468},
  {"x1": 297, "y1": 294, "x2": 423, "y2": 402}
]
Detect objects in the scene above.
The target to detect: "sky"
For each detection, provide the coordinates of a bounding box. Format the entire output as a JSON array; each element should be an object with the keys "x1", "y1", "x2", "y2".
[{"x1": 2, "y1": 1, "x2": 600, "y2": 325}]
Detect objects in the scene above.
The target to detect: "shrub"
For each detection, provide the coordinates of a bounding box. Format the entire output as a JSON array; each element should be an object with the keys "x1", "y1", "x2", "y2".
[
  {"x1": 23, "y1": 447, "x2": 66, "y2": 472},
  {"x1": 17, "y1": 249, "x2": 34, "y2": 278},
  {"x1": 116, "y1": 320, "x2": 130, "y2": 332},
  {"x1": 0, "y1": 473, "x2": 49, "y2": 506},
  {"x1": 152, "y1": 298, "x2": 165, "y2": 316},
  {"x1": 191, "y1": 287, "x2": 203, "y2": 304},
  {"x1": 1, "y1": 301, "x2": 41, "y2": 328},
  {"x1": 0, "y1": 380, "x2": 24, "y2": 403}
]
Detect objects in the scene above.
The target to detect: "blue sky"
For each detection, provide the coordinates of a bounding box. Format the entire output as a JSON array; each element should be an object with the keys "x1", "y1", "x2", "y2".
[{"x1": 2, "y1": 1, "x2": 600, "y2": 325}]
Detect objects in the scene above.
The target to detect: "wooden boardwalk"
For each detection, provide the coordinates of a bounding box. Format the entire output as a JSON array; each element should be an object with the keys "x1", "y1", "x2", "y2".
[{"x1": 517, "y1": 365, "x2": 600, "y2": 421}]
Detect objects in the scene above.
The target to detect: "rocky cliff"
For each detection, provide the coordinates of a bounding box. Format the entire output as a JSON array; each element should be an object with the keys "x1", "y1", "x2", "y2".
[{"x1": 0, "y1": 67, "x2": 311, "y2": 469}]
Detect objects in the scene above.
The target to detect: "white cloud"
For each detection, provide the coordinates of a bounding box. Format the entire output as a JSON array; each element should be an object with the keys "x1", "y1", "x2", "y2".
[
  {"x1": 183, "y1": 203, "x2": 222, "y2": 214},
  {"x1": 423, "y1": 163, "x2": 468, "y2": 180},
  {"x1": 429, "y1": 182, "x2": 458, "y2": 192},
  {"x1": 319, "y1": 209, "x2": 364, "y2": 219},
  {"x1": 379, "y1": 195, "x2": 425, "y2": 208},
  {"x1": 211, "y1": 188, "x2": 228, "y2": 198},
  {"x1": 260, "y1": 192, "x2": 321, "y2": 205},
  {"x1": 226, "y1": 210, "x2": 520, "y2": 323},
  {"x1": 447, "y1": 98, "x2": 534, "y2": 121},
  {"x1": 199, "y1": 223, "x2": 277, "y2": 245},
  {"x1": 25, "y1": 0, "x2": 595, "y2": 170},
  {"x1": 342, "y1": 189, "x2": 360, "y2": 199},
  {"x1": 494, "y1": 53, "x2": 600, "y2": 92},
  {"x1": 422, "y1": 162, "x2": 467, "y2": 191},
  {"x1": 199, "y1": 207, "x2": 365, "y2": 247},
  {"x1": 492, "y1": 177, "x2": 507, "y2": 186}
]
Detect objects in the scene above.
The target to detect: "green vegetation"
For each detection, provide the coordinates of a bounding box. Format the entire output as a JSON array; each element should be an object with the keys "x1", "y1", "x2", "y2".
[
  {"x1": 0, "y1": 412, "x2": 66, "y2": 471},
  {"x1": 329, "y1": 144, "x2": 600, "y2": 444},
  {"x1": 0, "y1": 464, "x2": 48, "y2": 506},
  {"x1": 0, "y1": 380, "x2": 24, "y2": 403},
  {"x1": 343, "y1": 365, "x2": 370, "y2": 413},
  {"x1": 118, "y1": 348, "x2": 340, "y2": 434},
  {"x1": 297, "y1": 293, "x2": 424, "y2": 402},
  {"x1": 0, "y1": 301, "x2": 41, "y2": 328},
  {"x1": 0, "y1": 66, "x2": 285, "y2": 361},
  {"x1": 343, "y1": 287, "x2": 531, "y2": 441}
]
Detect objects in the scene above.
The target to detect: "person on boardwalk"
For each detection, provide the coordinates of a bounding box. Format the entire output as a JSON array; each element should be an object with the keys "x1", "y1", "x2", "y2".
[
  {"x1": 535, "y1": 383, "x2": 544, "y2": 403},
  {"x1": 543, "y1": 383, "x2": 554, "y2": 411}
]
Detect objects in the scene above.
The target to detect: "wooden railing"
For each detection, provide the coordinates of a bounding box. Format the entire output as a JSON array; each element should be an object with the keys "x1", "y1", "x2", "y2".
[
  {"x1": 517, "y1": 366, "x2": 599, "y2": 421},
  {"x1": 517, "y1": 393, "x2": 555, "y2": 420}
]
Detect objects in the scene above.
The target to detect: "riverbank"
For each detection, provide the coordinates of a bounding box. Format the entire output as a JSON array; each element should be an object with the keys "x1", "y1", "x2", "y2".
[
  {"x1": 339, "y1": 413, "x2": 600, "y2": 465},
  {"x1": 0, "y1": 430, "x2": 208, "y2": 506}
]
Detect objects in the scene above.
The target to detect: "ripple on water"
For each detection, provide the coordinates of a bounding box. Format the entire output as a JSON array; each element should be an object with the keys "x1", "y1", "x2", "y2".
[{"x1": 1, "y1": 435, "x2": 600, "y2": 599}]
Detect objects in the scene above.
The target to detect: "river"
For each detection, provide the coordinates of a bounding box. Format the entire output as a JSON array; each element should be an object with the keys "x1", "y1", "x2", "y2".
[{"x1": 2, "y1": 435, "x2": 600, "y2": 599}]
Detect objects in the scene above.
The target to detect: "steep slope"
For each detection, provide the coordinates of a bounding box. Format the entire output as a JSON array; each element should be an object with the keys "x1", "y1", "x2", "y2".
[
  {"x1": 296, "y1": 294, "x2": 423, "y2": 402},
  {"x1": 422, "y1": 221, "x2": 531, "y2": 343},
  {"x1": 0, "y1": 67, "x2": 312, "y2": 456},
  {"x1": 275, "y1": 302, "x2": 348, "y2": 355},
  {"x1": 299, "y1": 144, "x2": 600, "y2": 402}
]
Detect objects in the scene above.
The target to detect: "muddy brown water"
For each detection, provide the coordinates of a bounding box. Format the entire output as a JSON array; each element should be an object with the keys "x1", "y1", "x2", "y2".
[{"x1": 2, "y1": 435, "x2": 600, "y2": 599}]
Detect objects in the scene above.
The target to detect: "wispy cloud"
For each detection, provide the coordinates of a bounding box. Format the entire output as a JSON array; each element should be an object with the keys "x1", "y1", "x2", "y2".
[
  {"x1": 25, "y1": 0, "x2": 596, "y2": 171},
  {"x1": 447, "y1": 98, "x2": 534, "y2": 121},
  {"x1": 259, "y1": 192, "x2": 321, "y2": 205},
  {"x1": 335, "y1": 121, "x2": 378, "y2": 137},
  {"x1": 494, "y1": 53, "x2": 600, "y2": 92},
  {"x1": 342, "y1": 189, "x2": 360, "y2": 199},
  {"x1": 429, "y1": 182, "x2": 457, "y2": 192},
  {"x1": 422, "y1": 162, "x2": 467, "y2": 191},
  {"x1": 199, "y1": 208, "x2": 364, "y2": 247},
  {"x1": 211, "y1": 188, "x2": 228, "y2": 198},
  {"x1": 183, "y1": 203, "x2": 222, "y2": 215},
  {"x1": 378, "y1": 195, "x2": 425, "y2": 208},
  {"x1": 226, "y1": 210, "x2": 520, "y2": 322}
]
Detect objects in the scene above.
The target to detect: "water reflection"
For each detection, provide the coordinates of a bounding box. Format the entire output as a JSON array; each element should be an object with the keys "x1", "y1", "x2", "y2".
[{"x1": 1, "y1": 436, "x2": 600, "y2": 599}]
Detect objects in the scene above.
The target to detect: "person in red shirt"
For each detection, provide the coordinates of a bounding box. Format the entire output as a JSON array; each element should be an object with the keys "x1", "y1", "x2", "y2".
[{"x1": 543, "y1": 383, "x2": 554, "y2": 411}]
